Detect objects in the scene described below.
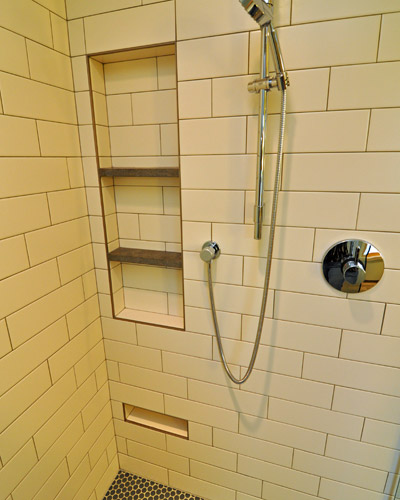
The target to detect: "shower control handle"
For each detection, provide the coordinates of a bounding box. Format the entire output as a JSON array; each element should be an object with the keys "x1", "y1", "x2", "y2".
[
  {"x1": 342, "y1": 259, "x2": 366, "y2": 286},
  {"x1": 200, "y1": 241, "x2": 221, "y2": 263}
]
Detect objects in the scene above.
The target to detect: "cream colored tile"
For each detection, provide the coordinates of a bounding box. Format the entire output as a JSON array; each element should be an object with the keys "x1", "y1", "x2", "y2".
[
  {"x1": 82, "y1": 270, "x2": 98, "y2": 299},
  {"x1": 163, "y1": 187, "x2": 180, "y2": 215},
  {"x1": 68, "y1": 19, "x2": 86, "y2": 57},
  {"x1": 26, "y1": 218, "x2": 91, "y2": 266},
  {"x1": 126, "y1": 441, "x2": 189, "y2": 474},
  {"x1": 1, "y1": 0, "x2": 52, "y2": 45},
  {"x1": 106, "y1": 94, "x2": 132, "y2": 126},
  {"x1": 363, "y1": 419, "x2": 400, "y2": 450},
  {"x1": 123, "y1": 265, "x2": 183, "y2": 294},
  {"x1": 33, "y1": 460, "x2": 69, "y2": 500},
  {"x1": 180, "y1": 117, "x2": 246, "y2": 155},
  {"x1": 120, "y1": 363, "x2": 187, "y2": 397},
  {"x1": 165, "y1": 395, "x2": 238, "y2": 432},
  {"x1": 182, "y1": 222, "x2": 211, "y2": 252},
  {"x1": 48, "y1": 188, "x2": 88, "y2": 225},
  {"x1": 71, "y1": 56, "x2": 90, "y2": 91},
  {"x1": 238, "y1": 455, "x2": 319, "y2": 496},
  {"x1": 0, "y1": 236, "x2": 29, "y2": 281},
  {"x1": 188, "y1": 422, "x2": 212, "y2": 445},
  {"x1": 78, "y1": 125, "x2": 96, "y2": 156},
  {"x1": 368, "y1": 108, "x2": 400, "y2": 151},
  {"x1": 110, "y1": 380, "x2": 164, "y2": 414},
  {"x1": 358, "y1": 194, "x2": 400, "y2": 232},
  {"x1": 58, "y1": 245, "x2": 94, "y2": 285},
  {"x1": 124, "y1": 288, "x2": 168, "y2": 314},
  {"x1": 157, "y1": 55, "x2": 176, "y2": 90},
  {"x1": 75, "y1": 92, "x2": 92, "y2": 125},
  {"x1": 304, "y1": 353, "x2": 400, "y2": 398},
  {"x1": 178, "y1": 80, "x2": 211, "y2": 119},
  {"x1": 0, "y1": 27, "x2": 29, "y2": 77},
  {"x1": 383, "y1": 305, "x2": 400, "y2": 337},
  {"x1": 274, "y1": 291, "x2": 385, "y2": 334},
  {"x1": 85, "y1": 3, "x2": 175, "y2": 57},
  {"x1": 37, "y1": 121, "x2": 81, "y2": 156},
  {"x1": 261, "y1": 483, "x2": 319, "y2": 500},
  {"x1": 110, "y1": 125, "x2": 160, "y2": 156},
  {"x1": 292, "y1": 0, "x2": 400, "y2": 23},
  {"x1": 213, "y1": 75, "x2": 258, "y2": 117},
  {"x1": 212, "y1": 224, "x2": 315, "y2": 260},
  {"x1": 132, "y1": 89, "x2": 177, "y2": 125},
  {"x1": 75, "y1": 341, "x2": 105, "y2": 386},
  {"x1": 117, "y1": 214, "x2": 140, "y2": 240},
  {"x1": 27, "y1": 40, "x2": 73, "y2": 91},
  {"x1": 379, "y1": 13, "x2": 400, "y2": 62},
  {"x1": 0, "y1": 73, "x2": 76, "y2": 123},
  {"x1": 0, "y1": 441, "x2": 37, "y2": 499},
  {"x1": 119, "y1": 454, "x2": 168, "y2": 486},
  {"x1": 0, "y1": 115, "x2": 40, "y2": 156},
  {"x1": 283, "y1": 153, "x2": 400, "y2": 193},
  {"x1": 7, "y1": 279, "x2": 84, "y2": 348},
  {"x1": 293, "y1": 450, "x2": 387, "y2": 492},
  {"x1": 54, "y1": 456, "x2": 90, "y2": 500},
  {"x1": 319, "y1": 478, "x2": 392, "y2": 500},
  {"x1": 51, "y1": 13, "x2": 69, "y2": 55},
  {"x1": 247, "y1": 111, "x2": 370, "y2": 154},
  {"x1": 160, "y1": 123, "x2": 179, "y2": 155},
  {"x1": 0, "y1": 320, "x2": 11, "y2": 359},
  {"x1": 170, "y1": 471, "x2": 235, "y2": 500},
  {"x1": 115, "y1": 185, "x2": 163, "y2": 214},
  {"x1": 139, "y1": 214, "x2": 181, "y2": 242},
  {"x1": 341, "y1": 330, "x2": 400, "y2": 369},
  {"x1": 74, "y1": 454, "x2": 108, "y2": 500},
  {"x1": 177, "y1": 33, "x2": 248, "y2": 80},
  {"x1": 329, "y1": 62, "x2": 400, "y2": 110},
  {"x1": 104, "y1": 339, "x2": 161, "y2": 369},
  {"x1": 93, "y1": 92, "x2": 108, "y2": 126},
  {"x1": 67, "y1": 158, "x2": 84, "y2": 188},
  {"x1": 67, "y1": 0, "x2": 141, "y2": 18},
  {"x1": 182, "y1": 189, "x2": 244, "y2": 223},
  {"x1": 104, "y1": 58, "x2": 157, "y2": 95},
  {"x1": 97, "y1": 125, "x2": 111, "y2": 156},
  {"x1": 240, "y1": 413, "x2": 326, "y2": 455},
  {"x1": 185, "y1": 306, "x2": 239, "y2": 340},
  {"x1": 67, "y1": 296, "x2": 100, "y2": 339},
  {"x1": 94, "y1": 458, "x2": 119, "y2": 500},
  {"x1": 184, "y1": 251, "x2": 243, "y2": 286},
  {"x1": 167, "y1": 435, "x2": 236, "y2": 470},
  {"x1": 278, "y1": 16, "x2": 380, "y2": 70},
  {"x1": 114, "y1": 419, "x2": 166, "y2": 450}
]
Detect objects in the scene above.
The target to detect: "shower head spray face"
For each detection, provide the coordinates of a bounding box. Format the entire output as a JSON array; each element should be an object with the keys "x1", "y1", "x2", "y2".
[{"x1": 239, "y1": 0, "x2": 274, "y2": 27}]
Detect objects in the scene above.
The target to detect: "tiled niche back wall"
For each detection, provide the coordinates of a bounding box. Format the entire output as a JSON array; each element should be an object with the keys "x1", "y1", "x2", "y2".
[{"x1": 69, "y1": 1, "x2": 400, "y2": 500}]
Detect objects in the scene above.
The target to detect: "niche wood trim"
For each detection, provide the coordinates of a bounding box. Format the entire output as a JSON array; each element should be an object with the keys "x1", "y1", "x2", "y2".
[
  {"x1": 123, "y1": 404, "x2": 188, "y2": 439},
  {"x1": 99, "y1": 167, "x2": 180, "y2": 178}
]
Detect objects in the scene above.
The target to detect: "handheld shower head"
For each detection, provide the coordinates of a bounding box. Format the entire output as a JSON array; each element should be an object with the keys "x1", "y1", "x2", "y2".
[{"x1": 239, "y1": 0, "x2": 273, "y2": 27}]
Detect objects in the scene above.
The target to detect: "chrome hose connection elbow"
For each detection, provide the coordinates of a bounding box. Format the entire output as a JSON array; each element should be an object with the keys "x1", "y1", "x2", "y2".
[{"x1": 248, "y1": 72, "x2": 289, "y2": 93}]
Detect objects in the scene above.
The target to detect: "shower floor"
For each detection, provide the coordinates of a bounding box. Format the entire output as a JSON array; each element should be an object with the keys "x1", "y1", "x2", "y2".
[{"x1": 103, "y1": 470, "x2": 203, "y2": 500}]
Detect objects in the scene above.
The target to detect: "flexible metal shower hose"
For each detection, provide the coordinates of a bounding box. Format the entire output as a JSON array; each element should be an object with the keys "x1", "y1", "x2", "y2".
[{"x1": 207, "y1": 89, "x2": 287, "y2": 384}]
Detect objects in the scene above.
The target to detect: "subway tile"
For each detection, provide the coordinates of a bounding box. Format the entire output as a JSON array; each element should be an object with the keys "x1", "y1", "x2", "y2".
[
  {"x1": 269, "y1": 398, "x2": 363, "y2": 439},
  {"x1": 74, "y1": 341, "x2": 105, "y2": 386},
  {"x1": 383, "y1": 305, "x2": 400, "y2": 337},
  {"x1": 160, "y1": 123, "x2": 179, "y2": 155},
  {"x1": 379, "y1": 13, "x2": 400, "y2": 62},
  {"x1": 177, "y1": 33, "x2": 248, "y2": 80},
  {"x1": 27, "y1": 41, "x2": 73, "y2": 91},
  {"x1": 178, "y1": 80, "x2": 211, "y2": 119},
  {"x1": 274, "y1": 291, "x2": 385, "y2": 333},
  {"x1": 0, "y1": 73, "x2": 76, "y2": 124},
  {"x1": 117, "y1": 214, "x2": 140, "y2": 240},
  {"x1": 139, "y1": 214, "x2": 181, "y2": 242},
  {"x1": 106, "y1": 95, "x2": 132, "y2": 126},
  {"x1": 262, "y1": 482, "x2": 319, "y2": 500},
  {"x1": 58, "y1": 245, "x2": 94, "y2": 285},
  {"x1": 241, "y1": 369, "x2": 333, "y2": 408},
  {"x1": 51, "y1": 13, "x2": 69, "y2": 55},
  {"x1": 333, "y1": 386, "x2": 400, "y2": 424},
  {"x1": 124, "y1": 287, "x2": 168, "y2": 314},
  {"x1": 325, "y1": 435, "x2": 400, "y2": 472},
  {"x1": 170, "y1": 471, "x2": 235, "y2": 500},
  {"x1": 0, "y1": 441, "x2": 37, "y2": 500},
  {"x1": 85, "y1": 2, "x2": 175, "y2": 54},
  {"x1": 0, "y1": 115, "x2": 40, "y2": 156},
  {"x1": 33, "y1": 460, "x2": 69, "y2": 500},
  {"x1": 109, "y1": 125, "x2": 160, "y2": 156},
  {"x1": 182, "y1": 189, "x2": 245, "y2": 223},
  {"x1": 292, "y1": 0, "x2": 400, "y2": 24},
  {"x1": 122, "y1": 264, "x2": 182, "y2": 294},
  {"x1": 214, "y1": 428, "x2": 292, "y2": 467},
  {"x1": 119, "y1": 454, "x2": 168, "y2": 485},
  {"x1": 278, "y1": 16, "x2": 380, "y2": 69},
  {"x1": 191, "y1": 461, "x2": 262, "y2": 497},
  {"x1": 48, "y1": 188, "x2": 88, "y2": 225},
  {"x1": 67, "y1": 0, "x2": 140, "y2": 18},
  {"x1": 362, "y1": 419, "x2": 400, "y2": 450},
  {"x1": 340, "y1": 330, "x2": 400, "y2": 368},
  {"x1": 92, "y1": 92, "x2": 109, "y2": 127},
  {"x1": 132, "y1": 89, "x2": 177, "y2": 125},
  {"x1": 0, "y1": 27, "x2": 29, "y2": 77},
  {"x1": 37, "y1": 121, "x2": 81, "y2": 156},
  {"x1": 119, "y1": 363, "x2": 187, "y2": 398},
  {"x1": 104, "y1": 339, "x2": 161, "y2": 370},
  {"x1": 319, "y1": 478, "x2": 393, "y2": 500},
  {"x1": 0, "y1": 321, "x2": 11, "y2": 359},
  {"x1": 74, "y1": 453, "x2": 108, "y2": 500},
  {"x1": 368, "y1": 108, "x2": 400, "y2": 151},
  {"x1": 109, "y1": 381, "x2": 164, "y2": 413},
  {"x1": 358, "y1": 194, "x2": 400, "y2": 232},
  {"x1": 1, "y1": 0, "x2": 52, "y2": 45},
  {"x1": 165, "y1": 395, "x2": 238, "y2": 432},
  {"x1": 26, "y1": 217, "x2": 91, "y2": 266},
  {"x1": 68, "y1": 20, "x2": 86, "y2": 57},
  {"x1": 238, "y1": 455, "x2": 319, "y2": 496},
  {"x1": 303, "y1": 353, "x2": 400, "y2": 398},
  {"x1": 183, "y1": 251, "x2": 243, "y2": 286},
  {"x1": 0, "y1": 236, "x2": 29, "y2": 281},
  {"x1": 293, "y1": 450, "x2": 387, "y2": 492},
  {"x1": 126, "y1": 441, "x2": 189, "y2": 474},
  {"x1": 182, "y1": 222, "x2": 211, "y2": 252},
  {"x1": 247, "y1": 111, "x2": 370, "y2": 154},
  {"x1": 115, "y1": 186, "x2": 163, "y2": 214},
  {"x1": 213, "y1": 224, "x2": 315, "y2": 260},
  {"x1": 71, "y1": 56, "x2": 89, "y2": 91},
  {"x1": 166, "y1": 435, "x2": 237, "y2": 470},
  {"x1": 67, "y1": 158, "x2": 85, "y2": 188},
  {"x1": 157, "y1": 55, "x2": 176, "y2": 90},
  {"x1": 213, "y1": 75, "x2": 259, "y2": 117},
  {"x1": 114, "y1": 419, "x2": 166, "y2": 450},
  {"x1": 180, "y1": 117, "x2": 246, "y2": 155},
  {"x1": 101, "y1": 317, "x2": 137, "y2": 346},
  {"x1": 75, "y1": 92, "x2": 93, "y2": 125},
  {"x1": 188, "y1": 422, "x2": 212, "y2": 445},
  {"x1": 7, "y1": 278, "x2": 84, "y2": 348},
  {"x1": 163, "y1": 187, "x2": 180, "y2": 215},
  {"x1": 104, "y1": 58, "x2": 157, "y2": 95},
  {"x1": 188, "y1": 379, "x2": 268, "y2": 418},
  {"x1": 329, "y1": 62, "x2": 400, "y2": 110},
  {"x1": 55, "y1": 456, "x2": 91, "y2": 500}
]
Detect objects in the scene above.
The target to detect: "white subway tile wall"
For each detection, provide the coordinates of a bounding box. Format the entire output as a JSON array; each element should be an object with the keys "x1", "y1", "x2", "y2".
[{"x1": 0, "y1": 1, "x2": 396, "y2": 500}]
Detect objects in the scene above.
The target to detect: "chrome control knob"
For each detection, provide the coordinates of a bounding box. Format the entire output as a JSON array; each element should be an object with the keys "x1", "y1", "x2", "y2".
[
  {"x1": 342, "y1": 260, "x2": 366, "y2": 286},
  {"x1": 200, "y1": 241, "x2": 220, "y2": 263}
]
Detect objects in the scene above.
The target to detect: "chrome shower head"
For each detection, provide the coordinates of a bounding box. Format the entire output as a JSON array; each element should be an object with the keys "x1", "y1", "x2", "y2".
[{"x1": 239, "y1": 0, "x2": 273, "y2": 27}]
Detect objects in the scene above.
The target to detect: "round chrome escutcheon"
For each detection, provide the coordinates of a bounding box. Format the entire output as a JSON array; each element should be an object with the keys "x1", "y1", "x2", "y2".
[{"x1": 323, "y1": 240, "x2": 384, "y2": 293}]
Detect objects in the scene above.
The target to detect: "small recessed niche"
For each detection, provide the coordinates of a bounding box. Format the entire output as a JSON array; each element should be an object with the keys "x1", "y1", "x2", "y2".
[
  {"x1": 88, "y1": 43, "x2": 184, "y2": 330},
  {"x1": 123, "y1": 404, "x2": 188, "y2": 439}
]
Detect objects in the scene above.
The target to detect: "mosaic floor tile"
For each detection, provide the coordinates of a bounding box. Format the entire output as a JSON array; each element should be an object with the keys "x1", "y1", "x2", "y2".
[{"x1": 103, "y1": 470, "x2": 204, "y2": 500}]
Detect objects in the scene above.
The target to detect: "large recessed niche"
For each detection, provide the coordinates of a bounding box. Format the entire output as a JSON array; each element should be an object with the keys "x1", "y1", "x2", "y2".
[{"x1": 88, "y1": 43, "x2": 184, "y2": 330}]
